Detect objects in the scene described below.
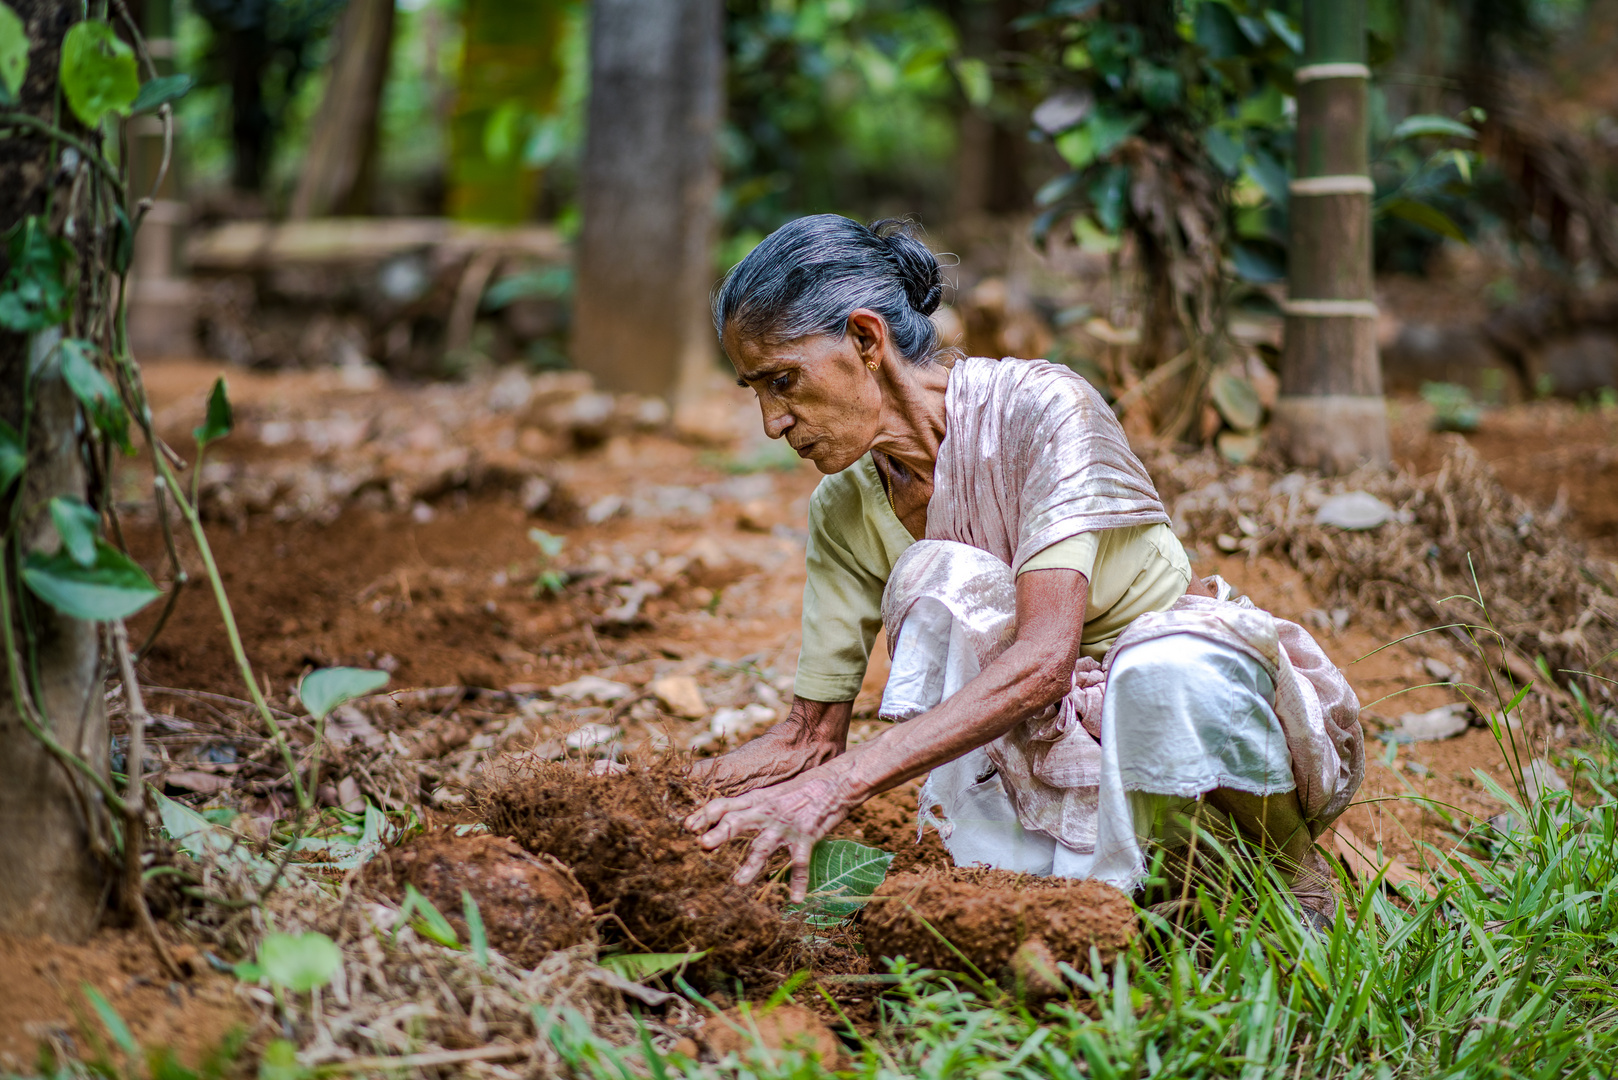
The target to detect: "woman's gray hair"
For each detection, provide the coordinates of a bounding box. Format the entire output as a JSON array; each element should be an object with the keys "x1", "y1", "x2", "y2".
[{"x1": 712, "y1": 215, "x2": 946, "y2": 365}]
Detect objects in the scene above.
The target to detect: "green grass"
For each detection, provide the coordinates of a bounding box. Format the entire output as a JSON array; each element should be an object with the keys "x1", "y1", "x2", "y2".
[{"x1": 544, "y1": 756, "x2": 1618, "y2": 1080}]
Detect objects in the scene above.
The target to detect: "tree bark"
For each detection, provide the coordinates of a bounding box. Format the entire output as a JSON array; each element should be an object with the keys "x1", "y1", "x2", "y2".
[
  {"x1": 1272, "y1": 0, "x2": 1390, "y2": 473},
  {"x1": 571, "y1": 0, "x2": 724, "y2": 399},
  {"x1": 0, "y1": 0, "x2": 110, "y2": 941},
  {"x1": 288, "y1": 0, "x2": 395, "y2": 219}
]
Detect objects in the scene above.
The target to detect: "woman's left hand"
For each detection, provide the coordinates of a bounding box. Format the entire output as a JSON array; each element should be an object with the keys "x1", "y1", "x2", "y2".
[{"x1": 683, "y1": 766, "x2": 857, "y2": 902}]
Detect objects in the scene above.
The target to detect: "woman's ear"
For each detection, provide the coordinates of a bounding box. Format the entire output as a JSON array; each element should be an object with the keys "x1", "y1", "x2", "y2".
[{"x1": 846, "y1": 308, "x2": 887, "y2": 359}]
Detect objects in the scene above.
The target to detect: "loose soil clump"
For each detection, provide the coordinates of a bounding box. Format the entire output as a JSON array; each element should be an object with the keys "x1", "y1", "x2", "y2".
[
  {"x1": 478, "y1": 763, "x2": 803, "y2": 979},
  {"x1": 369, "y1": 831, "x2": 596, "y2": 968},
  {"x1": 861, "y1": 868, "x2": 1138, "y2": 980}
]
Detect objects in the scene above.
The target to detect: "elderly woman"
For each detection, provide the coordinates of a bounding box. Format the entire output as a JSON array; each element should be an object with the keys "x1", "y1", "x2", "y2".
[{"x1": 684, "y1": 215, "x2": 1363, "y2": 925}]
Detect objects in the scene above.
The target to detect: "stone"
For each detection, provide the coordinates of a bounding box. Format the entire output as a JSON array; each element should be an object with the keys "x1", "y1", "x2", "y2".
[
  {"x1": 1315, "y1": 491, "x2": 1395, "y2": 531},
  {"x1": 549, "y1": 675, "x2": 634, "y2": 704},
  {"x1": 1386, "y1": 704, "x2": 1469, "y2": 743},
  {"x1": 564, "y1": 723, "x2": 621, "y2": 751},
  {"x1": 710, "y1": 704, "x2": 777, "y2": 740},
  {"x1": 649, "y1": 675, "x2": 707, "y2": 719}
]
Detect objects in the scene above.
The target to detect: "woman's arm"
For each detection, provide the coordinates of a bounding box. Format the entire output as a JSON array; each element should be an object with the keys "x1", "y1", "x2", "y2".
[
  {"x1": 685, "y1": 567, "x2": 1087, "y2": 900},
  {"x1": 687, "y1": 697, "x2": 854, "y2": 795}
]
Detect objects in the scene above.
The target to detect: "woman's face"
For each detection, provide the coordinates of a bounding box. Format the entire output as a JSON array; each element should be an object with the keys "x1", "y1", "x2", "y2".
[{"x1": 724, "y1": 310, "x2": 889, "y2": 475}]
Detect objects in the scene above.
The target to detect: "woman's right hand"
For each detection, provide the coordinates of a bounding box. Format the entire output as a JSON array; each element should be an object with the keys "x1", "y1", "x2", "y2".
[{"x1": 687, "y1": 697, "x2": 853, "y2": 796}]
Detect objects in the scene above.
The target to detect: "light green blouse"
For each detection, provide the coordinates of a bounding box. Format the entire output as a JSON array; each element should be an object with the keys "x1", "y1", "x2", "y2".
[{"x1": 792, "y1": 453, "x2": 1192, "y2": 703}]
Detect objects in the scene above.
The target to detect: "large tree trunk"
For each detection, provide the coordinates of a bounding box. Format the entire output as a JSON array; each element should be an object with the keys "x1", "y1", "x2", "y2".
[
  {"x1": 288, "y1": 0, "x2": 395, "y2": 219},
  {"x1": 445, "y1": 0, "x2": 568, "y2": 224},
  {"x1": 0, "y1": 0, "x2": 110, "y2": 941},
  {"x1": 571, "y1": 0, "x2": 723, "y2": 399},
  {"x1": 1271, "y1": 0, "x2": 1390, "y2": 472}
]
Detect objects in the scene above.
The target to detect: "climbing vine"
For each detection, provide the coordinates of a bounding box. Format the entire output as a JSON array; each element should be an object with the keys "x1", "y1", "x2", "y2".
[{"x1": 0, "y1": 1, "x2": 382, "y2": 965}]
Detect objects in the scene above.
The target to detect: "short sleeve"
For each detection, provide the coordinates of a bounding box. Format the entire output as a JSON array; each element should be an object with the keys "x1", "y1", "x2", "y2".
[{"x1": 1016, "y1": 533, "x2": 1098, "y2": 578}]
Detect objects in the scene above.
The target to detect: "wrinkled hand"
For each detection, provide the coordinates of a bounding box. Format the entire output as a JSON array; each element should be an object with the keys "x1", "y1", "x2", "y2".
[
  {"x1": 686, "y1": 729, "x2": 837, "y2": 797},
  {"x1": 683, "y1": 769, "x2": 856, "y2": 902}
]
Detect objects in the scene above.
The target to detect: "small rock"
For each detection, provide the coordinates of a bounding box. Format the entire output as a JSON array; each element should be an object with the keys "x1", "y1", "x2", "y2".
[
  {"x1": 565, "y1": 723, "x2": 621, "y2": 751},
  {"x1": 1216, "y1": 532, "x2": 1240, "y2": 552},
  {"x1": 1421, "y1": 657, "x2": 1455, "y2": 683},
  {"x1": 1315, "y1": 491, "x2": 1396, "y2": 531},
  {"x1": 549, "y1": 675, "x2": 634, "y2": 704},
  {"x1": 649, "y1": 675, "x2": 708, "y2": 719},
  {"x1": 520, "y1": 476, "x2": 554, "y2": 514},
  {"x1": 337, "y1": 775, "x2": 365, "y2": 813},
  {"x1": 1385, "y1": 703, "x2": 1470, "y2": 743},
  {"x1": 710, "y1": 704, "x2": 777, "y2": 740},
  {"x1": 695, "y1": 1004, "x2": 842, "y2": 1066},
  {"x1": 585, "y1": 494, "x2": 624, "y2": 524}
]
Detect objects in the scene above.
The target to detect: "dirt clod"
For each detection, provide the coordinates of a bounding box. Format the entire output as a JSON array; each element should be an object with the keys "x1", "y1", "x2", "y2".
[
  {"x1": 478, "y1": 763, "x2": 802, "y2": 978},
  {"x1": 677, "y1": 1003, "x2": 844, "y2": 1065},
  {"x1": 861, "y1": 868, "x2": 1138, "y2": 980},
  {"x1": 373, "y1": 831, "x2": 596, "y2": 968}
]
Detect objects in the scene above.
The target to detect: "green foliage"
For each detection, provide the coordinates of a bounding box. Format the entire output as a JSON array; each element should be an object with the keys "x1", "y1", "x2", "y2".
[
  {"x1": 529, "y1": 528, "x2": 567, "y2": 596},
  {"x1": 47, "y1": 497, "x2": 99, "y2": 567},
  {"x1": 21, "y1": 539, "x2": 160, "y2": 621},
  {"x1": 0, "y1": 1, "x2": 26, "y2": 103},
  {"x1": 724, "y1": 0, "x2": 963, "y2": 238},
  {"x1": 788, "y1": 838, "x2": 893, "y2": 927},
  {"x1": 597, "y1": 951, "x2": 708, "y2": 981},
  {"x1": 297, "y1": 666, "x2": 388, "y2": 722},
  {"x1": 1422, "y1": 381, "x2": 1483, "y2": 432},
  {"x1": 81, "y1": 984, "x2": 138, "y2": 1058},
  {"x1": 399, "y1": 884, "x2": 460, "y2": 948},
  {"x1": 0, "y1": 217, "x2": 72, "y2": 333},
  {"x1": 59, "y1": 20, "x2": 139, "y2": 127},
  {"x1": 58, "y1": 338, "x2": 132, "y2": 454},
  {"x1": 0, "y1": 419, "x2": 24, "y2": 496},
  {"x1": 462, "y1": 889, "x2": 489, "y2": 969},
  {"x1": 193, "y1": 377, "x2": 233, "y2": 448},
  {"x1": 131, "y1": 73, "x2": 195, "y2": 116},
  {"x1": 254, "y1": 931, "x2": 342, "y2": 993},
  {"x1": 256, "y1": 1039, "x2": 311, "y2": 1080}
]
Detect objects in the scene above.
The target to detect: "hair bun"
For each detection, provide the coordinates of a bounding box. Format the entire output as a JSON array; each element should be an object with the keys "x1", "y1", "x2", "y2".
[{"x1": 870, "y1": 219, "x2": 944, "y2": 316}]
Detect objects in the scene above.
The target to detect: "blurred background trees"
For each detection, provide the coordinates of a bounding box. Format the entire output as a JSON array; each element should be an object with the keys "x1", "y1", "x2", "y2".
[{"x1": 139, "y1": 0, "x2": 1618, "y2": 466}]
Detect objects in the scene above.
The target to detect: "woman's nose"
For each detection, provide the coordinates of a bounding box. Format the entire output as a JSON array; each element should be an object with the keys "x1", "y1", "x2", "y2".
[{"x1": 761, "y1": 402, "x2": 794, "y2": 439}]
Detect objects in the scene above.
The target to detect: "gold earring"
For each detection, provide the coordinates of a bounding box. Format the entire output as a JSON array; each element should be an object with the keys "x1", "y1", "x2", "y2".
[{"x1": 866, "y1": 360, "x2": 879, "y2": 371}]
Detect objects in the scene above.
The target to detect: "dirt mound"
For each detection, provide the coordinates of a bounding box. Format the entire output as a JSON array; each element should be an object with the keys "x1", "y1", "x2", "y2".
[
  {"x1": 677, "y1": 1003, "x2": 844, "y2": 1066},
  {"x1": 370, "y1": 831, "x2": 596, "y2": 968},
  {"x1": 477, "y1": 763, "x2": 802, "y2": 978},
  {"x1": 861, "y1": 868, "x2": 1138, "y2": 981}
]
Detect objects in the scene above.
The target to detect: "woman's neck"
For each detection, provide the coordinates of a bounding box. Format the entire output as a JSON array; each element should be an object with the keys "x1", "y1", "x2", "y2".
[{"x1": 869, "y1": 358, "x2": 951, "y2": 482}]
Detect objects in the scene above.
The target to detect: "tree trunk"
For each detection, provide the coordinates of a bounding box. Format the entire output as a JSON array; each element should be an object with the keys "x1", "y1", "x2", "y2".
[
  {"x1": 1271, "y1": 0, "x2": 1390, "y2": 472},
  {"x1": 571, "y1": 0, "x2": 723, "y2": 399},
  {"x1": 288, "y1": 0, "x2": 395, "y2": 219},
  {"x1": 445, "y1": 0, "x2": 567, "y2": 224},
  {"x1": 0, "y1": 0, "x2": 110, "y2": 941}
]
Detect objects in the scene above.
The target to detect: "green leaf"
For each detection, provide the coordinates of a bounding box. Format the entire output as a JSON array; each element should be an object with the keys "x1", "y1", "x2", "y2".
[
  {"x1": 232, "y1": 960, "x2": 265, "y2": 982},
  {"x1": 0, "y1": 418, "x2": 23, "y2": 494},
  {"x1": 58, "y1": 338, "x2": 132, "y2": 452},
  {"x1": 1054, "y1": 126, "x2": 1094, "y2": 170},
  {"x1": 1203, "y1": 127, "x2": 1242, "y2": 177},
  {"x1": 258, "y1": 1039, "x2": 307, "y2": 1080},
  {"x1": 953, "y1": 56, "x2": 991, "y2": 107},
  {"x1": 48, "y1": 496, "x2": 99, "y2": 567},
  {"x1": 1087, "y1": 165, "x2": 1130, "y2": 234},
  {"x1": 1210, "y1": 369, "x2": 1263, "y2": 432},
  {"x1": 401, "y1": 884, "x2": 459, "y2": 948},
  {"x1": 1232, "y1": 241, "x2": 1285, "y2": 283},
  {"x1": 0, "y1": 217, "x2": 72, "y2": 332},
  {"x1": 298, "y1": 667, "x2": 389, "y2": 721},
  {"x1": 193, "y1": 376, "x2": 233, "y2": 447},
  {"x1": 59, "y1": 19, "x2": 138, "y2": 127},
  {"x1": 1263, "y1": 10, "x2": 1302, "y2": 53},
  {"x1": 81, "y1": 983, "x2": 139, "y2": 1057},
  {"x1": 22, "y1": 539, "x2": 160, "y2": 620},
  {"x1": 1391, "y1": 114, "x2": 1477, "y2": 142},
  {"x1": 597, "y1": 951, "x2": 708, "y2": 981},
  {"x1": 0, "y1": 2, "x2": 27, "y2": 103},
  {"x1": 1244, "y1": 148, "x2": 1289, "y2": 207},
  {"x1": 789, "y1": 838, "x2": 893, "y2": 927},
  {"x1": 462, "y1": 889, "x2": 489, "y2": 969},
  {"x1": 259, "y1": 932, "x2": 342, "y2": 994},
  {"x1": 1381, "y1": 197, "x2": 1468, "y2": 242},
  {"x1": 1193, "y1": 2, "x2": 1243, "y2": 59},
  {"x1": 1085, "y1": 108, "x2": 1145, "y2": 159},
  {"x1": 131, "y1": 72, "x2": 193, "y2": 114},
  {"x1": 1134, "y1": 61, "x2": 1180, "y2": 111}
]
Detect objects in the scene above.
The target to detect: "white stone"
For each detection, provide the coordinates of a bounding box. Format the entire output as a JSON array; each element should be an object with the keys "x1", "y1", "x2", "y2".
[
  {"x1": 565, "y1": 723, "x2": 621, "y2": 751},
  {"x1": 649, "y1": 675, "x2": 708, "y2": 719},
  {"x1": 1315, "y1": 491, "x2": 1395, "y2": 530},
  {"x1": 709, "y1": 703, "x2": 777, "y2": 740},
  {"x1": 549, "y1": 675, "x2": 634, "y2": 704},
  {"x1": 1390, "y1": 703, "x2": 1469, "y2": 743}
]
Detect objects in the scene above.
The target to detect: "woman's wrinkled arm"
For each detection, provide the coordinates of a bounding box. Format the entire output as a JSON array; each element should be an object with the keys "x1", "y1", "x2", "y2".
[
  {"x1": 686, "y1": 697, "x2": 853, "y2": 795},
  {"x1": 686, "y1": 567, "x2": 1087, "y2": 899}
]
